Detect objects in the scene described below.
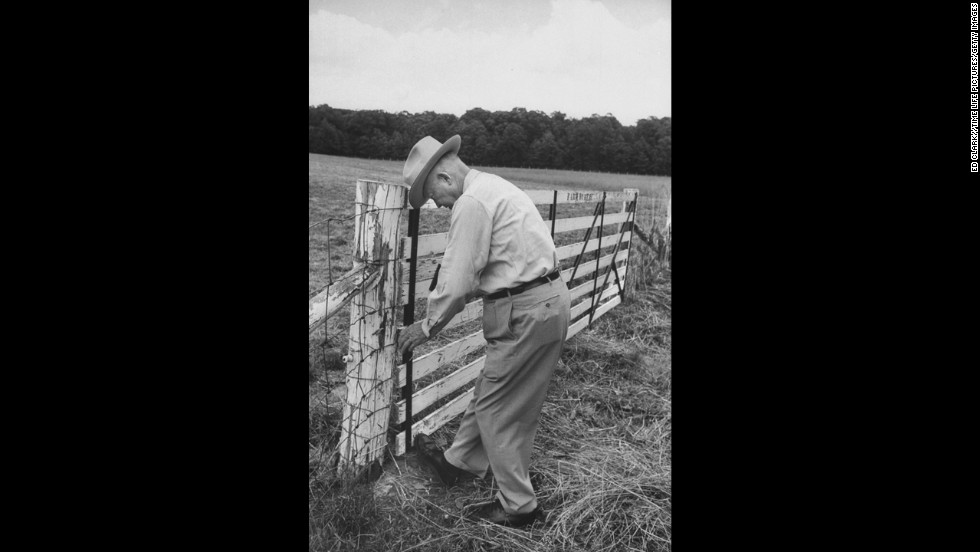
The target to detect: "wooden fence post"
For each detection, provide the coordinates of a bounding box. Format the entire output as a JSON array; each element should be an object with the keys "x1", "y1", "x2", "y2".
[{"x1": 337, "y1": 179, "x2": 406, "y2": 475}]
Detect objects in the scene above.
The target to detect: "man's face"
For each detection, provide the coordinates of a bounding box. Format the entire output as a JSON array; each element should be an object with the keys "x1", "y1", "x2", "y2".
[{"x1": 425, "y1": 174, "x2": 456, "y2": 209}]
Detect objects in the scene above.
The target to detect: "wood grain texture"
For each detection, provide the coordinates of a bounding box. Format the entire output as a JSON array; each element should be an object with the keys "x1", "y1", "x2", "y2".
[
  {"x1": 337, "y1": 181, "x2": 406, "y2": 470},
  {"x1": 395, "y1": 356, "x2": 485, "y2": 423},
  {"x1": 394, "y1": 386, "x2": 475, "y2": 456},
  {"x1": 308, "y1": 267, "x2": 379, "y2": 333}
]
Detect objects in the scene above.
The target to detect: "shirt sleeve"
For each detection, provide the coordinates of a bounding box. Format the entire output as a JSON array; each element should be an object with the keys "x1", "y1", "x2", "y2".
[{"x1": 421, "y1": 196, "x2": 491, "y2": 338}]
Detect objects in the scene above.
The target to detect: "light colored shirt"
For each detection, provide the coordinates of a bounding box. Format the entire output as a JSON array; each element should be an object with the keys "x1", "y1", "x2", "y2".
[{"x1": 421, "y1": 169, "x2": 559, "y2": 337}]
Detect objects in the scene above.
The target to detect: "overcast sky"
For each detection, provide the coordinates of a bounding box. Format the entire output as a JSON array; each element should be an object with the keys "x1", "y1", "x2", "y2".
[{"x1": 309, "y1": 0, "x2": 670, "y2": 126}]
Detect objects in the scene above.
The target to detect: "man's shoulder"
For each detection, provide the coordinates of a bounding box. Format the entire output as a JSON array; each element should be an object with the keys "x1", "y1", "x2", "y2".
[
  {"x1": 451, "y1": 193, "x2": 491, "y2": 222},
  {"x1": 466, "y1": 171, "x2": 522, "y2": 201}
]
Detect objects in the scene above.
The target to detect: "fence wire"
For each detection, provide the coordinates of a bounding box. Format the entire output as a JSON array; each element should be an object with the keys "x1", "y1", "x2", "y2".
[
  {"x1": 310, "y1": 195, "x2": 410, "y2": 480},
  {"x1": 310, "y1": 189, "x2": 667, "y2": 482},
  {"x1": 308, "y1": 205, "x2": 407, "y2": 299}
]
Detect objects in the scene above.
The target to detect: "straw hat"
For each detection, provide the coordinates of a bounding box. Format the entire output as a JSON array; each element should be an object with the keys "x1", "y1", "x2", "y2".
[{"x1": 403, "y1": 135, "x2": 461, "y2": 209}]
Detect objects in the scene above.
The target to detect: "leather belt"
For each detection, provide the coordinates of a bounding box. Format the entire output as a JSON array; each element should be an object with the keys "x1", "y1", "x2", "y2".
[{"x1": 485, "y1": 271, "x2": 561, "y2": 301}]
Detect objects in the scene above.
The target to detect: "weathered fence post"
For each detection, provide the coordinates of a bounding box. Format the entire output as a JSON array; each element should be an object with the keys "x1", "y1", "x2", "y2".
[{"x1": 337, "y1": 179, "x2": 406, "y2": 475}]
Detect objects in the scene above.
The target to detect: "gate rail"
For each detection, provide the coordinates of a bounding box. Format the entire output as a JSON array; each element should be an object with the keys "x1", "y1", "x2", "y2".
[{"x1": 323, "y1": 180, "x2": 639, "y2": 471}]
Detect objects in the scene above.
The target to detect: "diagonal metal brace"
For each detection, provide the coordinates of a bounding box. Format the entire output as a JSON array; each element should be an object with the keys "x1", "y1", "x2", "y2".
[
  {"x1": 588, "y1": 193, "x2": 606, "y2": 326},
  {"x1": 593, "y1": 196, "x2": 637, "y2": 309},
  {"x1": 568, "y1": 200, "x2": 603, "y2": 283}
]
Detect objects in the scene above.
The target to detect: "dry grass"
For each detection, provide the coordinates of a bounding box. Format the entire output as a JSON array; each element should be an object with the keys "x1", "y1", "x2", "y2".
[
  {"x1": 309, "y1": 249, "x2": 671, "y2": 551},
  {"x1": 310, "y1": 154, "x2": 671, "y2": 551}
]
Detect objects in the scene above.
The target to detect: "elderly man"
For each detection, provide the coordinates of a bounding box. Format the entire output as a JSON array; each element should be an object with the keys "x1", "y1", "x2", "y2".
[{"x1": 397, "y1": 134, "x2": 571, "y2": 528}]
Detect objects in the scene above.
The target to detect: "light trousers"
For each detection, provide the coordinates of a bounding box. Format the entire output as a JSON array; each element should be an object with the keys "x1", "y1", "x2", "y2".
[{"x1": 444, "y1": 277, "x2": 570, "y2": 514}]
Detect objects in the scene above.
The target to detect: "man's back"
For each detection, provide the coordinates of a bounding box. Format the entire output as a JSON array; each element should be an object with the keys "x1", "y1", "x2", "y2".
[{"x1": 457, "y1": 170, "x2": 558, "y2": 295}]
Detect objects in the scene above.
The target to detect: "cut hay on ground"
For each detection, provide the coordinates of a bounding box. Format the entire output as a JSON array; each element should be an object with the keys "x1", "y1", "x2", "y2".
[{"x1": 310, "y1": 231, "x2": 671, "y2": 552}]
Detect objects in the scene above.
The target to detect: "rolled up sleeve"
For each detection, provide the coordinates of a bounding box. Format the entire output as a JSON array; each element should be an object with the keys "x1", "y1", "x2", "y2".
[{"x1": 421, "y1": 196, "x2": 491, "y2": 337}]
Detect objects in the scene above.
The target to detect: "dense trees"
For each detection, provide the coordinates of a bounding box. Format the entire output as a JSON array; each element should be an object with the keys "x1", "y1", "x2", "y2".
[{"x1": 308, "y1": 105, "x2": 671, "y2": 176}]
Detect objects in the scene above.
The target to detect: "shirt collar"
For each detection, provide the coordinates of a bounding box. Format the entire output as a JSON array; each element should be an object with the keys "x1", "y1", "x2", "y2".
[{"x1": 462, "y1": 169, "x2": 480, "y2": 193}]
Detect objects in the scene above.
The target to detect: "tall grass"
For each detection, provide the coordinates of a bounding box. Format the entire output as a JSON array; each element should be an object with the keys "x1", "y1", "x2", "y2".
[
  {"x1": 310, "y1": 244, "x2": 670, "y2": 551},
  {"x1": 310, "y1": 154, "x2": 671, "y2": 551}
]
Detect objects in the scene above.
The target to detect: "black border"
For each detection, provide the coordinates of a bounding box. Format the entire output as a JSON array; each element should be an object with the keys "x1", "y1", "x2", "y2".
[{"x1": 111, "y1": 3, "x2": 973, "y2": 549}]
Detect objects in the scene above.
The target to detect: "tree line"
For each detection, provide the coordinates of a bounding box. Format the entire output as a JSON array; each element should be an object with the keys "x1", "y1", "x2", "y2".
[{"x1": 309, "y1": 105, "x2": 671, "y2": 176}]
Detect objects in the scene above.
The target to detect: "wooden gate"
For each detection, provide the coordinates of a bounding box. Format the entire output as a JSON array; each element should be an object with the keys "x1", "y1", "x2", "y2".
[{"x1": 327, "y1": 180, "x2": 638, "y2": 470}]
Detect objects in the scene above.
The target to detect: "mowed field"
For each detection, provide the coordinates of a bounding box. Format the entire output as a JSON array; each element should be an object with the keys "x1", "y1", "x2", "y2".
[
  {"x1": 309, "y1": 153, "x2": 672, "y2": 552},
  {"x1": 309, "y1": 153, "x2": 671, "y2": 298}
]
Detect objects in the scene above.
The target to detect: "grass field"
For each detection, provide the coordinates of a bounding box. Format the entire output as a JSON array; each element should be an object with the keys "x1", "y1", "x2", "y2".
[
  {"x1": 309, "y1": 153, "x2": 670, "y2": 297},
  {"x1": 309, "y1": 153, "x2": 671, "y2": 551}
]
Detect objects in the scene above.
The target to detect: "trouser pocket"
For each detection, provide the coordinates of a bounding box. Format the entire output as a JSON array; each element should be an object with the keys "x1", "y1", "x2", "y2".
[
  {"x1": 510, "y1": 292, "x2": 565, "y2": 344},
  {"x1": 482, "y1": 299, "x2": 514, "y2": 343}
]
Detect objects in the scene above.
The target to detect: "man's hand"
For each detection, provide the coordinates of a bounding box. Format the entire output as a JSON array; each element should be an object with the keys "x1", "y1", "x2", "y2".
[{"x1": 397, "y1": 322, "x2": 428, "y2": 359}]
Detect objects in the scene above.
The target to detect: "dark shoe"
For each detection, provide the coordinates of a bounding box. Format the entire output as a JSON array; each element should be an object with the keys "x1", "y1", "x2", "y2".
[
  {"x1": 415, "y1": 433, "x2": 464, "y2": 486},
  {"x1": 469, "y1": 498, "x2": 546, "y2": 528}
]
